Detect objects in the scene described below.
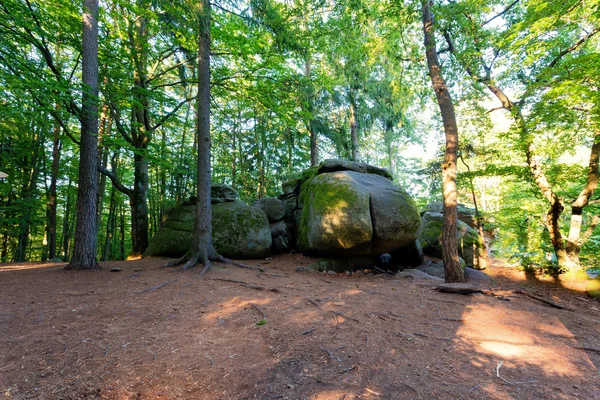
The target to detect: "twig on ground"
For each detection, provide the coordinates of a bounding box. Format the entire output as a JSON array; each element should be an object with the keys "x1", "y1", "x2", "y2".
[
  {"x1": 300, "y1": 328, "x2": 316, "y2": 336},
  {"x1": 306, "y1": 297, "x2": 359, "y2": 322},
  {"x1": 208, "y1": 278, "x2": 280, "y2": 293},
  {"x1": 320, "y1": 347, "x2": 342, "y2": 362},
  {"x1": 570, "y1": 345, "x2": 600, "y2": 353},
  {"x1": 512, "y1": 289, "x2": 573, "y2": 311},
  {"x1": 250, "y1": 303, "x2": 267, "y2": 320},
  {"x1": 136, "y1": 281, "x2": 171, "y2": 294}
]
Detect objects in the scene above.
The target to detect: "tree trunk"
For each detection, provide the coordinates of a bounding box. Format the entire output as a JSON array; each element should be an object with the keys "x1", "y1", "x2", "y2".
[
  {"x1": 130, "y1": 153, "x2": 149, "y2": 257},
  {"x1": 305, "y1": 55, "x2": 318, "y2": 166},
  {"x1": 170, "y1": 0, "x2": 218, "y2": 271},
  {"x1": 47, "y1": 118, "x2": 61, "y2": 260},
  {"x1": 66, "y1": 0, "x2": 100, "y2": 270},
  {"x1": 96, "y1": 105, "x2": 110, "y2": 232},
  {"x1": 422, "y1": 0, "x2": 465, "y2": 283},
  {"x1": 565, "y1": 132, "x2": 600, "y2": 268},
  {"x1": 349, "y1": 91, "x2": 359, "y2": 162},
  {"x1": 102, "y1": 184, "x2": 116, "y2": 261}
]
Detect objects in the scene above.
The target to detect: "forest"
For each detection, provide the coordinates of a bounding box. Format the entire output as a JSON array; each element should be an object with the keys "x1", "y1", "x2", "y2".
[
  {"x1": 1, "y1": 1, "x2": 600, "y2": 398},
  {"x1": 2, "y1": 0, "x2": 599, "y2": 279}
]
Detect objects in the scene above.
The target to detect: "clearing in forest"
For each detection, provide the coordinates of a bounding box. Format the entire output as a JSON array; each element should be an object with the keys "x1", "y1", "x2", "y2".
[{"x1": 1, "y1": 255, "x2": 599, "y2": 399}]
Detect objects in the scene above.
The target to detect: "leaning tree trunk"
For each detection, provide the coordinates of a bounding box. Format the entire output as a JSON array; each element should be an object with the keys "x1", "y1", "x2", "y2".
[
  {"x1": 422, "y1": 0, "x2": 465, "y2": 283},
  {"x1": 349, "y1": 90, "x2": 359, "y2": 162},
  {"x1": 66, "y1": 0, "x2": 100, "y2": 270}
]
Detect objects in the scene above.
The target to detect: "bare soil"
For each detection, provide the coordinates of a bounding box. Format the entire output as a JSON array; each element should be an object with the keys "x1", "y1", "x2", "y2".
[{"x1": 1, "y1": 255, "x2": 599, "y2": 400}]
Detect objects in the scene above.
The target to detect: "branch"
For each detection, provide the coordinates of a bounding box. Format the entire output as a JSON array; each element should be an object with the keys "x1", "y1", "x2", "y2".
[
  {"x1": 152, "y1": 96, "x2": 195, "y2": 131},
  {"x1": 482, "y1": 0, "x2": 520, "y2": 27},
  {"x1": 97, "y1": 165, "x2": 132, "y2": 197},
  {"x1": 547, "y1": 27, "x2": 600, "y2": 69}
]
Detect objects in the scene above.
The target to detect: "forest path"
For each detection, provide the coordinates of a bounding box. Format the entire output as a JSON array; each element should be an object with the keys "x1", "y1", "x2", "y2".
[{"x1": 0, "y1": 255, "x2": 599, "y2": 399}]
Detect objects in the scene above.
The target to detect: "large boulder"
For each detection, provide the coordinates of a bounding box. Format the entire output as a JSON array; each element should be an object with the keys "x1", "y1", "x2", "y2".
[
  {"x1": 419, "y1": 212, "x2": 488, "y2": 269},
  {"x1": 144, "y1": 200, "x2": 271, "y2": 259},
  {"x1": 297, "y1": 167, "x2": 421, "y2": 256}
]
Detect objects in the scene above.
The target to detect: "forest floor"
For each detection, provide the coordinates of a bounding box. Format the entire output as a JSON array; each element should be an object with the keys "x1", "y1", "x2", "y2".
[{"x1": 1, "y1": 255, "x2": 599, "y2": 400}]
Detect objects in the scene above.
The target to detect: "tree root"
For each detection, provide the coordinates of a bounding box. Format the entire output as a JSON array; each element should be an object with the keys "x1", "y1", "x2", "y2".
[{"x1": 165, "y1": 251, "x2": 262, "y2": 276}]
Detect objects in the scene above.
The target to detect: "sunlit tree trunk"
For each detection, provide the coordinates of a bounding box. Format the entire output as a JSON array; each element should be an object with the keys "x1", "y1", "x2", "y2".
[
  {"x1": 66, "y1": 0, "x2": 100, "y2": 270},
  {"x1": 422, "y1": 0, "x2": 465, "y2": 283},
  {"x1": 565, "y1": 132, "x2": 600, "y2": 267}
]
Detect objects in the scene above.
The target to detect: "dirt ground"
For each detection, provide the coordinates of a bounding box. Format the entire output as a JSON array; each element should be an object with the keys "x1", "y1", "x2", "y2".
[{"x1": 1, "y1": 255, "x2": 599, "y2": 400}]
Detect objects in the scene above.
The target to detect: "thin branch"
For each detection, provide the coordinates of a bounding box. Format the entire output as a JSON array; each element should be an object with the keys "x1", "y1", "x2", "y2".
[
  {"x1": 152, "y1": 96, "x2": 195, "y2": 131},
  {"x1": 547, "y1": 27, "x2": 600, "y2": 69},
  {"x1": 482, "y1": 0, "x2": 520, "y2": 27}
]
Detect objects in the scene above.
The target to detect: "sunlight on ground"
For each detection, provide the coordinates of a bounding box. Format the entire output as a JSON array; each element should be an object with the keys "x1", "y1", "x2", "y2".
[
  {"x1": 201, "y1": 297, "x2": 272, "y2": 324},
  {"x1": 0, "y1": 261, "x2": 64, "y2": 271},
  {"x1": 456, "y1": 304, "x2": 588, "y2": 376}
]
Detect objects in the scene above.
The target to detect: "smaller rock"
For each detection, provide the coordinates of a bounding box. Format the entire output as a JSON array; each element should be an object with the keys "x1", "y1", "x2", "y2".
[
  {"x1": 398, "y1": 269, "x2": 444, "y2": 281},
  {"x1": 437, "y1": 283, "x2": 482, "y2": 294},
  {"x1": 464, "y1": 267, "x2": 492, "y2": 285},
  {"x1": 211, "y1": 183, "x2": 238, "y2": 204},
  {"x1": 110, "y1": 268, "x2": 121, "y2": 272},
  {"x1": 253, "y1": 197, "x2": 285, "y2": 222}
]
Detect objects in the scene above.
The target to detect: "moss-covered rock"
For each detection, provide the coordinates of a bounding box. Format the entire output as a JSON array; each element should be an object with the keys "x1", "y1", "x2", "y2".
[
  {"x1": 419, "y1": 212, "x2": 488, "y2": 269},
  {"x1": 298, "y1": 170, "x2": 420, "y2": 256},
  {"x1": 212, "y1": 200, "x2": 271, "y2": 258},
  {"x1": 144, "y1": 200, "x2": 271, "y2": 259},
  {"x1": 298, "y1": 171, "x2": 373, "y2": 254}
]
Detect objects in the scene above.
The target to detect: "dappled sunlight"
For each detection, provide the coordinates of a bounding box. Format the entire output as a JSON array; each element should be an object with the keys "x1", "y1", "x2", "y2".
[{"x1": 201, "y1": 297, "x2": 272, "y2": 324}]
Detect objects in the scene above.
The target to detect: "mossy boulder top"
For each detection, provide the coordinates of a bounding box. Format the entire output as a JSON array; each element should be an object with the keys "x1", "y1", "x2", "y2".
[
  {"x1": 419, "y1": 211, "x2": 488, "y2": 269},
  {"x1": 144, "y1": 200, "x2": 271, "y2": 259},
  {"x1": 297, "y1": 169, "x2": 421, "y2": 256},
  {"x1": 282, "y1": 159, "x2": 394, "y2": 195}
]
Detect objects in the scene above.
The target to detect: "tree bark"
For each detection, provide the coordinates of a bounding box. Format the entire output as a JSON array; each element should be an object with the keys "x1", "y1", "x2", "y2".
[
  {"x1": 422, "y1": 0, "x2": 465, "y2": 283},
  {"x1": 66, "y1": 0, "x2": 100, "y2": 270},
  {"x1": 168, "y1": 0, "x2": 218, "y2": 272},
  {"x1": 349, "y1": 90, "x2": 359, "y2": 162},
  {"x1": 565, "y1": 131, "x2": 600, "y2": 266},
  {"x1": 48, "y1": 117, "x2": 61, "y2": 260},
  {"x1": 305, "y1": 55, "x2": 318, "y2": 166}
]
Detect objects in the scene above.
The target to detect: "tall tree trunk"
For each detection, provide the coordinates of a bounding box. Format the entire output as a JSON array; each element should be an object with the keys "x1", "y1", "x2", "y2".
[
  {"x1": 96, "y1": 105, "x2": 110, "y2": 232},
  {"x1": 168, "y1": 0, "x2": 218, "y2": 272},
  {"x1": 61, "y1": 175, "x2": 73, "y2": 260},
  {"x1": 385, "y1": 120, "x2": 396, "y2": 176},
  {"x1": 47, "y1": 119, "x2": 61, "y2": 260},
  {"x1": 102, "y1": 184, "x2": 116, "y2": 261},
  {"x1": 565, "y1": 131, "x2": 600, "y2": 267},
  {"x1": 66, "y1": 0, "x2": 100, "y2": 270},
  {"x1": 305, "y1": 55, "x2": 318, "y2": 166},
  {"x1": 119, "y1": 201, "x2": 126, "y2": 260},
  {"x1": 349, "y1": 91, "x2": 359, "y2": 162},
  {"x1": 422, "y1": 0, "x2": 465, "y2": 283}
]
